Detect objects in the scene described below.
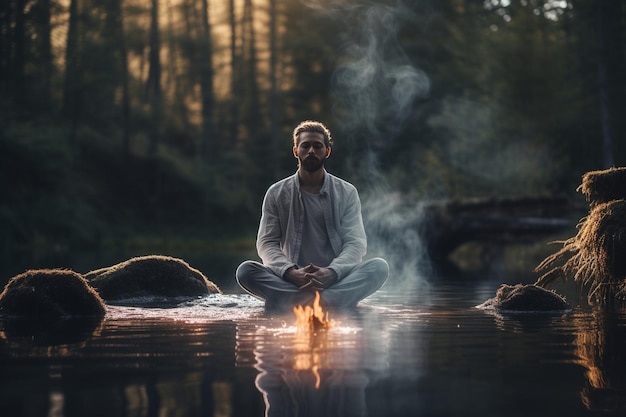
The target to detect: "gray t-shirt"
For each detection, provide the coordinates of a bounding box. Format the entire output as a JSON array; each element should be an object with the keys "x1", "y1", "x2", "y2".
[{"x1": 297, "y1": 190, "x2": 336, "y2": 267}]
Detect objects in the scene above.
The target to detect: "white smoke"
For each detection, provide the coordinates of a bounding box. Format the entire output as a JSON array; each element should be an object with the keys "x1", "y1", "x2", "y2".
[
  {"x1": 428, "y1": 96, "x2": 560, "y2": 194},
  {"x1": 298, "y1": 1, "x2": 433, "y2": 294},
  {"x1": 304, "y1": 0, "x2": 433, "y2": 292},
  {"x1": 361, "y1": 189, "x2": 433, "y2": 293},
  {"x1": 330, "y1": 1, "x2": 431, "y2": 142}
]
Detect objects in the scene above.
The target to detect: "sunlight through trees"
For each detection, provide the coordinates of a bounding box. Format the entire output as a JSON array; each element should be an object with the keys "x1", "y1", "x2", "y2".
[{"x1": 0, "y1": 0, "x2": 625, "y2": 263}]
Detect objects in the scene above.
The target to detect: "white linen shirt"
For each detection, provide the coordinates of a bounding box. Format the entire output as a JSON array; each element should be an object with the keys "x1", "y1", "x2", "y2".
[{"x1": 256, "y1": 170, "x2": 367, "y2": 280}]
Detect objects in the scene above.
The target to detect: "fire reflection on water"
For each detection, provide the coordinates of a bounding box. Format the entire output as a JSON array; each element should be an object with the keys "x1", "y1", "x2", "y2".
[
  {"x1": 291, "y1": 292, "x2": 336, "y2": 389},
  {"x1": 572, "y1": 310, "x2": 626, "y2": 413},
  {"x1": 236, "y1": 306, "x2": 394, "y2": 417},
  {"x1": 8, "y1": 289, "x2": 626, "y2": 415},
  {"x1": 293, "y1": 328, "x2": 325, "y2": 390},
  {"x1": 481, "y1": 297, "x2": 626, "y2": 414}
]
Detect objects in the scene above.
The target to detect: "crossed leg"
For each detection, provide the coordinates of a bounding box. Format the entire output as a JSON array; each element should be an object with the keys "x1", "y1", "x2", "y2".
[{"x1": 236, "y1": 258, "x2": 389, "y2": 309}]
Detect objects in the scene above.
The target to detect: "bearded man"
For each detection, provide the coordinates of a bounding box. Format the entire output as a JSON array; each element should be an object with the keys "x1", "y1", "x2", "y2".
[{"x1": 235, "y1": 120, "x2": 388, "y2": 309}]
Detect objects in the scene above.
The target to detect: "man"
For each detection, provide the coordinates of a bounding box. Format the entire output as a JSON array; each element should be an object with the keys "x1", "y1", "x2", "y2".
[{"x1": 236, "y1": 120, "x2": 388, "y2": 309}]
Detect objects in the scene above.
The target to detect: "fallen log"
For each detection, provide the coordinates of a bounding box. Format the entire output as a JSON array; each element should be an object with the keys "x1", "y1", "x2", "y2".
[{"x1": 419, "y1": 196, "x2": 576, "y2": 261}]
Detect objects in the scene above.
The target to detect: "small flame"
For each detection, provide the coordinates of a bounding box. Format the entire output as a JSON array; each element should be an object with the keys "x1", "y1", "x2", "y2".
[{"x1": 293, "y1": 291, "x2": 331, "y2": 332}]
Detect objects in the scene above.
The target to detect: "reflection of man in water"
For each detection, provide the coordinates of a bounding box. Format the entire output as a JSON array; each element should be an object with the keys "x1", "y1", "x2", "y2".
[
  {"x1": 255, "y1": 366, "x2": 369, "y2": 417},
  {"x1": 236, "y1": 120, "x2": 388, "y2": 309},
  {"x1": 240, "y1": 320, "x2": 377, "y2": 417}
]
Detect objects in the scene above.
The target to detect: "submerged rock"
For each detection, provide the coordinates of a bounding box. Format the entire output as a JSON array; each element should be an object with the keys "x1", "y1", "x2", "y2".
[
  {"x1": 85, "y1": 255, "x2": 221, "y2": 304},
  {"x1": 479, "y1": 283, "x2": 570, "y2": 313},
  {"x1": 0, "y1": 269, "x2": 106, "y2": 319}
]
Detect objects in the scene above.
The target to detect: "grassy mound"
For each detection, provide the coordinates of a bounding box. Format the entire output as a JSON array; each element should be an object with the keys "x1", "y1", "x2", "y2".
[
  {"x1": 85, "y1": 255, "x2": 221, "y2": 304},
  {"x1": 480, "y1": 284, "x2": 570, "y2": 312},
  {"x1": 0, "y1": 269, "x2": 106, "y2": 319},
  {"x1": 536, "y1": 167, "x2": 626, "y2": 306},
  {"x1": 579, "y1": 167, "x2": 626, "y2": 208},
  {"x1": 537, "y1": 200, "x2": 626, "y2": 301}
]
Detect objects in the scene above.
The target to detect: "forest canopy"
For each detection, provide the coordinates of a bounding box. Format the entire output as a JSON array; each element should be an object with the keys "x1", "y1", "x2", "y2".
[{"x1": 1, "y1": 0, "x2": 625, "y2": 273}]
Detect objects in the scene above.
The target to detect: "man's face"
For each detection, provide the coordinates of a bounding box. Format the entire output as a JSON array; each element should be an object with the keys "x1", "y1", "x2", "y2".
[{"x1": 294, "y1": 132, "x2": 330, "y2": 172}]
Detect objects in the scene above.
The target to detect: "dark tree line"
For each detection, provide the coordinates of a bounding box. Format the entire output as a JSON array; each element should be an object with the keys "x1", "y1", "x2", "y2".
[{"x1": 0, "y1": 0, "x2": 625, "y2": 262}]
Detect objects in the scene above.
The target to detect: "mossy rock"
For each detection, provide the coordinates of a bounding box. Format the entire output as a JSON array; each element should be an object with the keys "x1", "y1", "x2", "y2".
[
  {"x1": 480, "y1": 284, "x2": 570, "y2": 313},
  {"x1": 579, "y1": 167, "x2": 626, "y2": 208},
  {"x1": 0, "y1": 269, "x2": 106, "y2": 319},
  {"x1": 85, "y1": 255, "x2": 221, "y2": 304}
]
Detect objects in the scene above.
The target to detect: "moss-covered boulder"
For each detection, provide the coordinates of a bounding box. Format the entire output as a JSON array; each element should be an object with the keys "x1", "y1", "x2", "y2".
[
  {"x1": 85, "y1": 255, "x2": 221, "y2": 304},
  {"x1": 536, "y1": 168, "x2": 626, "y2": 306},
  {"x1": 579, "y1": 167, "x2": 626, "y2": 208},
  {"x1": 479, "y1": 284, "x2": 570, "y2": 313},
  {"x1": 0, "y1": 269, "x2": 106, "y2": 319}
]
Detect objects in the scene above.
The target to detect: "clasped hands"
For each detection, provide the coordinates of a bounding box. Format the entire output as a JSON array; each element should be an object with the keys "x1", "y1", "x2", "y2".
[{"x1": 284, "y1": 264, "x2": 337, "y2": 292}]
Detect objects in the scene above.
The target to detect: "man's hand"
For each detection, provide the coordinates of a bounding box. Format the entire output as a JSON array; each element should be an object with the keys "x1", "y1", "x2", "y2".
[
  {"x1": 283, "y1": 266, "x2": 311, "y2": 289},
  {"x1": 303, "y1": 264, "x2": 337, "y2": 291},
  {"x1": 284, "y1": 264, "x2": 338, "y2": 291}
]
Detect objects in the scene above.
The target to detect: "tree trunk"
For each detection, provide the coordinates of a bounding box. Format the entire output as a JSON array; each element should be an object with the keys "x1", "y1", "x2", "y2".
[
  {"x1": 242, "y1": 0, "x2": 260, "y2": 132},
  {"x1": 63, "y1": 0, "x2": 82, "y2": 148},
  {"x1": 13, "y1": 0, "x2": 26, "y2": 111},
  {"x1": 228, "y1": 0, "x2": 239, "y2": 146},
  {"x1": 34, "y1": 0, "x2": 53, "y2": 111},
  {"x1": 268, "y1": 0, "x2": 279, "y2": 178},
  {"x1": 120, "y1": 32, "x2": 131, "y2": 156},
  {"x1": 0, "y1": 1, "x2": 9, "y2": 98},
  {"x1": 147, "y1": 0, "x2": 161, "y2": 157},
  {"x1": 596, "y1": 0, "x2": 615, "y2": 168},
  {"x1": 166, "y1": 0, "x2": 188, "y2": 133},
  {"x1": 103, "y1": 0, "x2": 131, "y2": 155},
  {"x1": 200, "y1": 0, "x2": 214, "y2": 162},
  {"x1": 146, "y1": 0, "x2": 162, "y2": 218}
]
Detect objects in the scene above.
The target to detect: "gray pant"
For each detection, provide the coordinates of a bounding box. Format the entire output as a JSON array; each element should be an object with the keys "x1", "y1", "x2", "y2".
[{"x1": 236, "y1": 258, "x2": 389, "y2": 309}]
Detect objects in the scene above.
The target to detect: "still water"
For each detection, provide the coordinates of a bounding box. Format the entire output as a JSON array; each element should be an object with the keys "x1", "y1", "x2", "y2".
[{"x1": 1, "y1": 280, "x2": 625, "y2": 417}]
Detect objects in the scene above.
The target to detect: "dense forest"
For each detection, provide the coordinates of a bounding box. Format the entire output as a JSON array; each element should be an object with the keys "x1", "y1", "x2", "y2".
[{"x1": 1, "y1": 0, "x2": 625, "y2": 279}]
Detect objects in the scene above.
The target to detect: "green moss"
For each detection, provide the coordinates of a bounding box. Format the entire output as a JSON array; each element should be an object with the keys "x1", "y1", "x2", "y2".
[
  {"x1": 85, "y1": 255, "x2": 221, "y2": 303},
  {"x1": 0, "y1": 269, "x2": 106, "y2": 319},
  {"x1": 579, "y1": 167, "x2": 626, "y2": 208}
]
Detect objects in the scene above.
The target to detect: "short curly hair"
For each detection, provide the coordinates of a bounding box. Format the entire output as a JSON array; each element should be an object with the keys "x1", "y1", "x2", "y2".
[{"x1": 292, "y1": 120, "x2": 333, "y2": 148}]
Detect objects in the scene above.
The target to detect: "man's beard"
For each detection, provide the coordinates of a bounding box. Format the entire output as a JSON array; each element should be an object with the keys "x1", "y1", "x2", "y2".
[{"x1": 300, "y1": 156, "x2": 324, "y2": 172}]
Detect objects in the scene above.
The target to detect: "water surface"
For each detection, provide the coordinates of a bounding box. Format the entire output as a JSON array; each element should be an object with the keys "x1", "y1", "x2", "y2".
[{"x1": 1, "y1": 282, "x2": 625, "y2": 417}]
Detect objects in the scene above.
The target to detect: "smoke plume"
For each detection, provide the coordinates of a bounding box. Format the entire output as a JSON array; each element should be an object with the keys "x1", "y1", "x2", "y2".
[
  {"x1": 304, "y1": 0, "x2": 433, "y2": 291},
  {"x1": 331, "y1": 2, "x2": 430, "y2": 143}
]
